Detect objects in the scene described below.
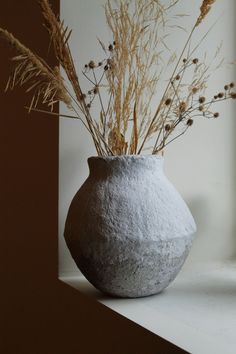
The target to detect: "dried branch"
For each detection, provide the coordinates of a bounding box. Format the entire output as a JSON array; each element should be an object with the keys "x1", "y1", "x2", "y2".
[{"x1": 0, "y1": 28, "x2": 71, "y2": 110}]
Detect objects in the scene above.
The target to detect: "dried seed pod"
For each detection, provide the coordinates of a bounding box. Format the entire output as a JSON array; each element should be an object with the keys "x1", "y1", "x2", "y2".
[
  {"x1": 187, "y1": 118, "x2": 193, "y2": 126},
  {"x1": 179, "y1": 101, "x2": 186, "y2": 113},
  {"x1": 192, "y1": 58, "x2": 199, "y2": 64},
  {"x1": 165, "y1": 98, "x2": 172, "y2": 105},
  {"x1": 213, "y1": 112, "x2": 219, "y2": 118},
  {"x1": 88, "y1": 60, "x2": 95, "y2": 69},
  {"x1": 165, "y1": 124, "x2": 171, "y2": 131},
  {"x1": 230, "y1": 82, "x2": 235, "y2": 88},
  {"x1": 218, "y1": 92, "x2": 224, "y2": 98},
  {"x1": 230, "y1": 92, "x2": 236, "y2": 99},
  {"x1": 199, "y1": 96, "x2": 206, "y2": 103}
]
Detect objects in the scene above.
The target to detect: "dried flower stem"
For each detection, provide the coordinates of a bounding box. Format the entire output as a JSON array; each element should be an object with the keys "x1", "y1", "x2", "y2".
[
  {"x1": 0, "y1": 28, "x2": 71, "y2": 109},
  {"x1": 2, "y1": 0, "x2": 233, "y2": 157},
  {"x1": 139, "y1": 24, "x2": 197, "y2": 154}
]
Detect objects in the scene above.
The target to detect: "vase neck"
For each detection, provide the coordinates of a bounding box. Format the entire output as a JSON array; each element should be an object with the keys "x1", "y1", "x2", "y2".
[{"x1": 88, "y1": 155, "x2": 164, "y2": 178}]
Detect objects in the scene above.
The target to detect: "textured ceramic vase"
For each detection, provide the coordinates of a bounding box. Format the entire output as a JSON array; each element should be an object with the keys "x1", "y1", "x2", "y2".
[{"x1": 64, "y1": 155, "x2": 196, "y2": 298}]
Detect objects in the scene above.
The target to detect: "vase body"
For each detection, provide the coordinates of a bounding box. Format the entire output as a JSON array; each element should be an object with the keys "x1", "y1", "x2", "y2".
[{"x1": 64, "y1": 155, "x2": 196, "y2": 298}]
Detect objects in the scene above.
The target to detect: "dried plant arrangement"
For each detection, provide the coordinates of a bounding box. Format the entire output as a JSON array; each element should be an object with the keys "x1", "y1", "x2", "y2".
[{"x1": 0, "y1": 0, "x2": 235, "y2": 156}]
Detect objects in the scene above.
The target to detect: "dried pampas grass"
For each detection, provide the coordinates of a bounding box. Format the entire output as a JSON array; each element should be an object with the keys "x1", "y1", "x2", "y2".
[
  {"x1": 0, "y1": 28, "x2": 71, "y2": 111},
  {"x1": 1, "y1": 0, "x2": 234, "y2": 156},
  {"x1": 196, "y1": 0, "x2": 216, "y2": 26}
]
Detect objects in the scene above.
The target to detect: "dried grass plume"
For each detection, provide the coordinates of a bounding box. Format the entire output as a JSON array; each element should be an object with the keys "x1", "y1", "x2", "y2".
[{"x1": 1, "y1": 0, "x2": 234, "y2": 157}]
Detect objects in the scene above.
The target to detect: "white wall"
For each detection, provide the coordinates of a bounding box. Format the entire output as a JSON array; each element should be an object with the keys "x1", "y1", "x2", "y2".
[{"x1": 59, "y1": 0, "x2": 236, "y2": 274}]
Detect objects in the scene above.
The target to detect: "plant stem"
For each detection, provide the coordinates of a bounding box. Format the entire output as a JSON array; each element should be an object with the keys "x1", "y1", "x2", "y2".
[{"x1": 138, "y1": 24, "x2": 197, "y2": 155}]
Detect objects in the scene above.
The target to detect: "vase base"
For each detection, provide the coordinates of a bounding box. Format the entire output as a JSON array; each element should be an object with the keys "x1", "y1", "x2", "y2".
[{"x1": 68, "y1": 233, "x2": 195, "y2": 298}]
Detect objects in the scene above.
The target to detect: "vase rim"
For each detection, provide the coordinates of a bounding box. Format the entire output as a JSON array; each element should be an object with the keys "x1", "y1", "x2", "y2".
[{"x1": 88, "y1": 154, "x2": 163, "y2": 161}]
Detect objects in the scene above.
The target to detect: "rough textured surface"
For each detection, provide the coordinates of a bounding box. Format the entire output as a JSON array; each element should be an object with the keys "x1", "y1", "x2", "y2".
[{"x1": 64, "y1": 155, "x2": 196, "y2": 298}]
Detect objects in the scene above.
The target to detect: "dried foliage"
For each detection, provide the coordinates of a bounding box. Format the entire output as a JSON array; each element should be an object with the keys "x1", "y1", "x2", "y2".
[
  {"x1": 0, "y1": 28, "x2": 71, "y2": 111},
  {"x1": 104, "y1": 0, "x2": 169, "y2": 154},
  {"x1": 0, "y1": 0, "x2": 234, "y2": 156},
  {"x1": 196, "y1": 0, "x2": 216, "y2": 27}
]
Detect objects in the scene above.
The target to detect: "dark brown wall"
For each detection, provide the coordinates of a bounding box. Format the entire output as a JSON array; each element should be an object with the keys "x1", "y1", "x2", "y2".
[{"x1": 0, "y1": 1, "x2": 186, "y2": 353}]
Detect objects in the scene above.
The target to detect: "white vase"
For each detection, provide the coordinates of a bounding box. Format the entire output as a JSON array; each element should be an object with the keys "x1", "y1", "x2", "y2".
[{"x1": 64, "y1": 155, "x2": 196, "y2": 298}]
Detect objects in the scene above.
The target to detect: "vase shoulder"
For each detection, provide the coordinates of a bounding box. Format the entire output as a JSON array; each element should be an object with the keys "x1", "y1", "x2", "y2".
[{"x1": 67, "y1": 155, "x2": 196, "y2": 243}]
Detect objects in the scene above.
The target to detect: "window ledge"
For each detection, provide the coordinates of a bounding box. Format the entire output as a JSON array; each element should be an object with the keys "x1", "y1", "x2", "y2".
[{"x1": 60, "y1": 261, "x2": 236, "y2": 354}]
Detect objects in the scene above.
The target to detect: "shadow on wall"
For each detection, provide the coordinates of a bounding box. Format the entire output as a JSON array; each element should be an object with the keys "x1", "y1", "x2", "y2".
[
  {"x1": 59, "y1": 147, "x2": 90, "y2": 274},
  {"x1": 232, "y1": 0, "x2": 236, "y2": 261},
  {"x1": 188, "y1": 190, "x2": 236, "y2": 264},
  {"x1": 186, "y1": 196, "x2": 209, "y2": 263},
  {"x1": 233, "y1": 90, "x2": 236, "y2": 261}
]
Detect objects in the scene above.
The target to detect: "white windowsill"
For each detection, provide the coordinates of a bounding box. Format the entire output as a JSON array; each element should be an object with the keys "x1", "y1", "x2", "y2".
[{"x1": 60, "y1": 262, "x2": 236, "y2": 354}]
